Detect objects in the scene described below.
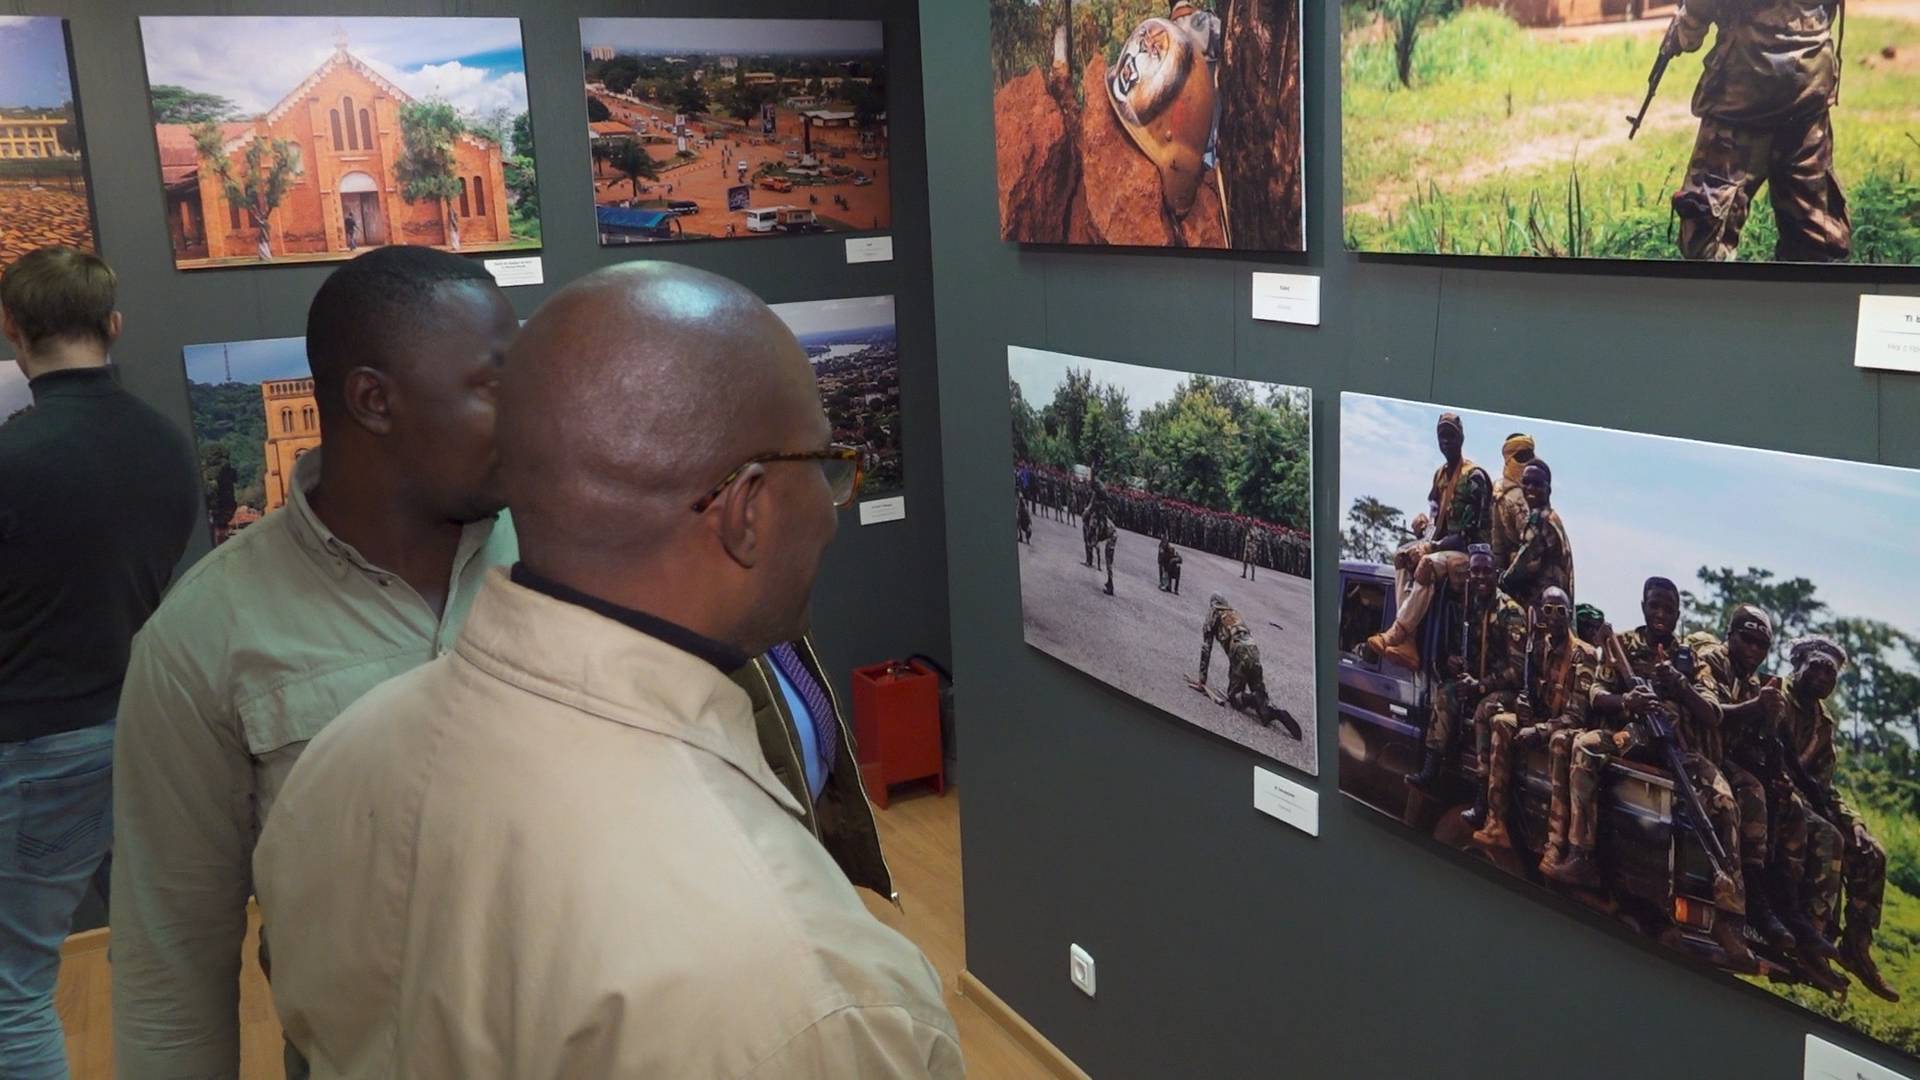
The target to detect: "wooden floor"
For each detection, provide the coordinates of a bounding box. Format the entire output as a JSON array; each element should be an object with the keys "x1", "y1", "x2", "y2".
[{"x1": 54, "y1": 785, "x2": 1054, "y2": 1079}]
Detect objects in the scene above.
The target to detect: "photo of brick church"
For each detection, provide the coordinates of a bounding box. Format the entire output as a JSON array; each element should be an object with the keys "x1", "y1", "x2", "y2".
[{"x1": 139, "y1": 17, "x2": 540, "y2": 270}]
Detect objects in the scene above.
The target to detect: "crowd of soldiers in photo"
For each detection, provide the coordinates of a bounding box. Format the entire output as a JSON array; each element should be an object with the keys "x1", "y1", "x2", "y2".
[
  {"x1": 1013, "y1": 458, "x2": 1306, "y2": 741},
  {"x1": 1358, "y1": 412, "x2": 1896, "y2": 1000}
]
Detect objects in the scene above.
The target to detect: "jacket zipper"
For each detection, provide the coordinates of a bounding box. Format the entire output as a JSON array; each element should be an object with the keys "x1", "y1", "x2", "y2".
[
  {"x1": 749, "y1": 663, "x2": 824, "y2": 843},
  {"x1": 802, "y1": 638, "x2": 901, "y2": 909}
]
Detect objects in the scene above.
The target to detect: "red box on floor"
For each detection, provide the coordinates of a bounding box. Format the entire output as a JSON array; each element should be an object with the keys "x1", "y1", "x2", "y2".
[{"x1": 850, "y1": 660, "x2": 946, "y2": 810}]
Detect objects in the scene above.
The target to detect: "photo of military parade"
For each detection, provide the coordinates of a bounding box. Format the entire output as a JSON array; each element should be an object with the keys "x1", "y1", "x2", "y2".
[
  {"x1": 1341, "y1": 0, "x2": 1920, "y2": 263},
  {"x1": 989, "y1": 0, "x2": 1304, "y2": 250},
  {"x1": 769, "y1": 294, "x2": 902, "y2": 501},
  {"x1": 1339, "y1": 393, "x2": 1920, "y2": 1052},
  {"x1": 1010, "y1": 347, "x2": 1315, "y2": 774}
]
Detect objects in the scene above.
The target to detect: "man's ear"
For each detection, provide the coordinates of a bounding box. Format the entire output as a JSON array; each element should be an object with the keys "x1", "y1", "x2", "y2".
[
  {"x1": 343, "y1": 366, "x2": 395, "y2": 436},
  {"x1": 1, "y1": 308, "x2": 22, "y2": 357},
  {"x1": 716, "y1": 463, "x2": 769, "y2": 569},
  {"x1": 103, "y1": 311, "x2": 124, "y2": 348}
]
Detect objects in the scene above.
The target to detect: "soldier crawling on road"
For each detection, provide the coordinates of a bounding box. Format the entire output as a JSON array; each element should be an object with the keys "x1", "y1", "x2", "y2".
[{"x1": 1199, "y1": 593, "x2": 1302, "y2": 740}]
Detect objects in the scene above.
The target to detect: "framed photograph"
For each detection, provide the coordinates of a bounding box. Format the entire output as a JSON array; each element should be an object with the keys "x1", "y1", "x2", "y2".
[
  {"x1": 1340, "y1": 2, "x2": 1920, "y2": 264},
  {"x1": 1340, "y1": 391, "x2": 1920, "y2": 1054},
  {"x1": 989, "y1": 0, "x2": 1305, "y2": 251},
  {"x1": 580, "y1": 18, "x2": 890, "y2": 244},
  {"x1": 138, "y1": 17, "x2": 540, "y2": 270},
  {"x1": 770, "y1": 294, "x2": 902, "y2": 501},
  {"x1": 180, "y1": 335, "x2": 312, "y2": 544},
  {"x1": 1009, "y1": 347, "x2": 1316, "y2": 773},
  {"x1": 0, "y1": 17, "x2": 97, "y2": 274}
]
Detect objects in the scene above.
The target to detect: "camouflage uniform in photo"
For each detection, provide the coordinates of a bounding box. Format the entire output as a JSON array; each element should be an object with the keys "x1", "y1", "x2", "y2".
[
  {"x1": 1428, "y1": 590, "x2": 1528, "y2": 756},
  {"x1": 1576, "y1": 627, "x2": 1746, "y2": 914},
  {"x1": 1787, "y1": 677, "x2": 1885, "y2": 942},
  {"x1": 1692, "y1": 639, "x2": 1806, "y2": 890},
  {"x1": 1201, "y1": 600, "x2": 1268, "y2": 712},
  {"x1": 1499, "y1": 507, "x2": 1575, "y2": 607},
  {"x1": 1479, "y1": 632, "x2": 1598, "y2": 852},
  {"x1": 1671, "y1": 0, "x2": 1850, "y2": 262}
]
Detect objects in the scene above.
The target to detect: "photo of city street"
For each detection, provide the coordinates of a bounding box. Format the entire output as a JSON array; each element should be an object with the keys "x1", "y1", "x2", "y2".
[{"x1": 580, "y1": 18, "x2": 890, "y2": 243}]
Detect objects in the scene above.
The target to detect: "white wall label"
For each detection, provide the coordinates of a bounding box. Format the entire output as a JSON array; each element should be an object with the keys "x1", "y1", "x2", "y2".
[
  {"x1": 845, "y1": 236, "x2": 894, "y2": 264},
  {"x1": 1250, "y1": 272, "x2": 1321, "y2": 327},
  {"x1": 482, "y1": 256, "x2": 544, "y2": 288},
  {"x1": 1253, "y1": 766, "x2": 1318, "y2": 837},
  {"x1": 1853, "y1": 294, "x2": 1920, "y2": 372},
  {"x1": 1806, "y1": 1034, "x2": 1911, "y2": 1080},
  {"x1": 858, "y1": 496, "x2": 906, "y2": 526}
]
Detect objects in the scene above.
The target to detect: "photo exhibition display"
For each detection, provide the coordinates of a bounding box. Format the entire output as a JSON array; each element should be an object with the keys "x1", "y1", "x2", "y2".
[
  {"x1": 989, "y1": 0, "x2": 1305, "y2": 250},
  {"x1": 1009, "y1": 347, "x2": 1316, "y2": 775},
  {"x1": 0, "y1": 17, "x2": 95, "y2": 274},
  {"x1": 137, "y1": 16, "x2": 541, "y2": 271},
  {"x1": 580, "y1": 18, "x2": 890, "y2": 245},
  {"x1": 1339, "y1": 392, "x2": 1920, "y2": 1055},
  {"x1": 1341, "y1": 0, "x2": 1920, "y2": 263}
]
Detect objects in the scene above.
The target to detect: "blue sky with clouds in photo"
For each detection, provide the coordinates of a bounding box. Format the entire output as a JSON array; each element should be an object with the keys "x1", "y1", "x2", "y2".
[
  {"x1": 139, "y1": 17, "x2": 529, "y2": 121},
  {"x1": 182, "y1": 336, "x2": 309, "y2": 387},
  {"x1": 0, "y1": 17, "x2": 77, "y2": 109},
  {"x1": 1340, "y1": 393, "x2": 1920, "y2": 653}
]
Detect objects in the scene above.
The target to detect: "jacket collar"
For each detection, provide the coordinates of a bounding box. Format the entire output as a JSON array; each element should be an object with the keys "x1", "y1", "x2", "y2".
[
  {"x1": 454, "y1": 567, "x2": 804, "y2": 818},
  {"x1": 508, "y1": 563, "x2": 748, "y2": 673}
]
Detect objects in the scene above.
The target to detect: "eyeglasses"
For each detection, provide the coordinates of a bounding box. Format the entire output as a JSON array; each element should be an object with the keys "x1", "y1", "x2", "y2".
[{"x1": 690, "y1": 444, "x2": 863, "y2": 513}]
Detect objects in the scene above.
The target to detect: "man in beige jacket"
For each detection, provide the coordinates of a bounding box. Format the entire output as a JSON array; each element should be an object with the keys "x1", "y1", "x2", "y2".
[{"x1": 253, "y1": 263, "x2": 961, "y2": 1079}]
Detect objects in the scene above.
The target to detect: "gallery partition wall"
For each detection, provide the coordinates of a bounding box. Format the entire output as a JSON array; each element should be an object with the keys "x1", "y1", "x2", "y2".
[
  {"x1": 924, "y1": 1, "x2": 1920, "y2": 1078},
  {"x1": 22, "y1": 0, "x2": 948, "y2": 929}
]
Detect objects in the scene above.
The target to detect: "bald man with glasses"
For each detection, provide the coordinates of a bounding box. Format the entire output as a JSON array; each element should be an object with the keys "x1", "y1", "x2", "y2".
[{"x1": 253, "y1": 263, "x2": 958, "y2": 1079}]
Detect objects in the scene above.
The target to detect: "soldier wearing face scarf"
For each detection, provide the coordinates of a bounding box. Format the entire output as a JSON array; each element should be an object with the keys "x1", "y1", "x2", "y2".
[{"x1": 1490, "y1": 432, "x2": 1535, "y2": 576}]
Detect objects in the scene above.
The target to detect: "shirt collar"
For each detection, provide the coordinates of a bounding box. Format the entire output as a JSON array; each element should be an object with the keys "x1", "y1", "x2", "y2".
[
  {"x1": 284, "y1": 449, "x2": 499, "y2": 583},
  {"x1": 27, "y1": 365, "x2": 117, "y2": 401},
  {"x1": 509, "y1": 563, "x2": 749, "y2": 674}
]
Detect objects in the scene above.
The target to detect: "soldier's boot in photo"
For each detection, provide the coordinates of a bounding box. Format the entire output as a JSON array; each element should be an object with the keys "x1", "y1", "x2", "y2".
[
  {"x1": 1405, "y1": 747, "x2": 1444, "y2": 793},
  {"x1": 1743, "y1": 870, "x2": 1794, "y2": 953},
  {"x1": 1460, "y1": 785, "x2": 1490, "y2": 831},
  {"x1": 1778, "y1": 874, "x2": 1841, "y2": 965},
  {"x1": 1363, "y1": 624, "x2": 1421, "y2": 671},
  {"x1": 1839, "y1": 924, "x2": 1900, "y2": 1003},
  {"x1": 1709, "y1": 914, "x2": 1760, "y2": 974},
  {"x1": 1267, "y1": 707, "x2": 1302, "y2": 741},
  {"x1": 1544, "y1": 845, "x2": 1602, "y2": 890}
]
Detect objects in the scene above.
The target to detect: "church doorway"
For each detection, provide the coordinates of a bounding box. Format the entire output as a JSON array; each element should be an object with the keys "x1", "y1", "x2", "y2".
[{"x1": 339, "y1": 171, "x2": 385, "y2": 249}]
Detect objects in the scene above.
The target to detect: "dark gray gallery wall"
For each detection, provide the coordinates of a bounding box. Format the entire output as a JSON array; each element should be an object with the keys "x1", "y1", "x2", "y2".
[
  {"x1": 921, "y1": 2, "x2": 1919, "y2": 1079},
  {"x1": 8, "y1": 0, "x2": 947, "y2": 708}
]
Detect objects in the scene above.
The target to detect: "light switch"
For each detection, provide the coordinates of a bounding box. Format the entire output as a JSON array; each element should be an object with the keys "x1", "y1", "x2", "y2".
[{"x1": 1068, "y1": 943, "x2": 1095, "y2": 998}]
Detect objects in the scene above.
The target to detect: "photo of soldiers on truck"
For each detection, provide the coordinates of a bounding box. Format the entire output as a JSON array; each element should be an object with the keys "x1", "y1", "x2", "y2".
[{"x1": 1339, "y1": 393, "x2": 1920, "y2": 1055}]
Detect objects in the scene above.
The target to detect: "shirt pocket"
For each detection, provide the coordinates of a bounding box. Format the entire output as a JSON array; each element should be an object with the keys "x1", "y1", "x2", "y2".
[{"x1": 236, "y1": 654, "x2": 423, "y2": 757}]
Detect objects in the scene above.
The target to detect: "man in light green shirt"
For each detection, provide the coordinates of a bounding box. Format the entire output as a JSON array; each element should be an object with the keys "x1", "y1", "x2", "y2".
[{"x1": 111, "y1": 247, "x2": 520, "y2": 1079}]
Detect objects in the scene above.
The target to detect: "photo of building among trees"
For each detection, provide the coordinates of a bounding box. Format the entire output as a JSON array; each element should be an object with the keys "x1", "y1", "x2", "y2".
[
  {"x1": 0, "y1": 17, "x2": 96, "y2": 273},
  {"x1": 138, "y1": 17, "x2": 541, "y2": 270},
  {"x1": 1009, "y1": 347, "x2": 1315, "y2": 773},
  {"x1": 1339, "y1": 392, "x2": 1920, "y2": 1054},
  {"x1": 769, "y1": 294, "x2": 902, "y2": 501},
  {"x1": 580, "y1": 18, "x2": 889, "y2": 243},
  {"x1": 1341, "y1": 0, "x2": 1920, "y2": 263},
  {"x1": 989, "y1": 0, "x2": 1305, "y2": 250},
  {"x1": 180, "y1": 335, "x2": 313, "y2": 544}
]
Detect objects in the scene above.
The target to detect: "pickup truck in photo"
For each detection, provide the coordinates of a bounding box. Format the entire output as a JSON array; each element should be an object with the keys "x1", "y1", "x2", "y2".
[{"x1": 1336, "y1": 558, "x2": 1815, "y2": 987}]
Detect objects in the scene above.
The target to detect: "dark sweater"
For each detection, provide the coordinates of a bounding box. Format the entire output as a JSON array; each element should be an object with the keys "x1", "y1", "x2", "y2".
[{"x1": 0, "y1": 365, "x2": 198, "y2": 742}]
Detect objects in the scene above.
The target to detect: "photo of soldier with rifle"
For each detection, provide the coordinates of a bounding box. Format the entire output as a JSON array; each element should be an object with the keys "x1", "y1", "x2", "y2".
[{"x1": 1341, "y1": 0, "x2": 1919, "y2": 263}]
